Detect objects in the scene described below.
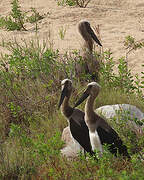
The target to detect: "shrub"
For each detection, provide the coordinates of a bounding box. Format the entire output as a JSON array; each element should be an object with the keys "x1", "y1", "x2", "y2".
[
  {"x1": 57, "y1": 0, "x2": 91, "y2": 7},
  {"x1": 0, "y1": 0, "x2": 44, "y2": 31}
]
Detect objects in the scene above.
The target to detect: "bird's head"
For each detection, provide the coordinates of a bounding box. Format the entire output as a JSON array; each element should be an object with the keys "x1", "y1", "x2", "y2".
[
  {"x1": 58, "y1": 79, "x2": 73, "y2": 109},
  {"x1": 74, "y1": 82, "x2": 101, "y2": 108},
  {"x1": 78, "y1": 20, "x2": 102, "y2": 47}
]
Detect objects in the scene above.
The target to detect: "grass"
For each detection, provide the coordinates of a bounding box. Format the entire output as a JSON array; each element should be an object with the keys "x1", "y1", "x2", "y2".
[
  {"x1": 0, "y1": 25, "x2": 144, "y2": 178},
  {"x1": 59, "y1": 26, "x2": 67, "y2": 40}
]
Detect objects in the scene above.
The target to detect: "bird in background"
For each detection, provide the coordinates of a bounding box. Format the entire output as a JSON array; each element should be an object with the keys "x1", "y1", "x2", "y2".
[{"x1": 75, "y1": 20, "x2": 102, "y2": 81}]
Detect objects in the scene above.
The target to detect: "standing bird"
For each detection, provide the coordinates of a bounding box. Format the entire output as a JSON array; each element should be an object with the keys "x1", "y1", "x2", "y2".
[
  {"x1": 75, "y1": 20, "x2": 102, "y2": 81},
  {"x1": 74, "y1": 82, "x2": 130, "y2": 158},
  {"x1": 58, "y1": 79, "x2": 94, "y2": 157}
]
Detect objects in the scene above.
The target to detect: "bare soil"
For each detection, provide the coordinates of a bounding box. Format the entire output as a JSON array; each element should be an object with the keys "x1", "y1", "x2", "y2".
[{"x1": 0, "y1": 0, "x2": 144, "y2": 77}]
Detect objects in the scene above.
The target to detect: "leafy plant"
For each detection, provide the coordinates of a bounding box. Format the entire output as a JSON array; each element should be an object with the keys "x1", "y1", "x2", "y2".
[
  {"x1": 124, "y1": 35, "x2": 144, "y2": 60},
  {"x1": 100, "y1": 50, "x2": 115, "y2": 85},
  {"x1": 57, "y1": 0, "x2": 91, "y2": 8},
  {"x1": 0, "y1": 0, "x2": 44, "y2": 31},
  {"x1": 10, "y1": 0, "x2": 27, "y2": 30},
  {"x1": 0, "y1": 0, "x2": 27, "y2": 31},
  {"x1": 57, "y1": 0, "x2": 91, "y2": 7},
  {"x1": 27, "y1": 8, "x2": 44, "y2": 24},
  {"x1": 59, "y1": 26, "x2": 67, "y2": 40},
  {"x1": 57, "y1": 0, "x2": 76, "y2": 6},
  {"x1": 100, "y1": 49, "x2": 144, "y2": 94},
  {"x1": 66, "y1": 0, "x2": 77, "y2": 6},
  {"x1": 27, "y1": 8, "x2": 45, "y2": 32}
]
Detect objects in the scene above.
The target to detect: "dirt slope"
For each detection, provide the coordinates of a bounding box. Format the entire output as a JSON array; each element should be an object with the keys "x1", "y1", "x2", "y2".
[{"x1": 0, "y1": 0, "x2": 144, "y2": 77}]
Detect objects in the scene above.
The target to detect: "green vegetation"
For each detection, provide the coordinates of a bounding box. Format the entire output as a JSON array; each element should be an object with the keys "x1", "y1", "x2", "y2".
[
  {"x1": 57, "y1": 0, "x2": 77, "y2": 6},
  {"x1": 0, "y1": 0, "x2": 26, "y2": 31},
  {"x1": 0, "y1": 34, "x2": 144, "y2": 179},
  {"x1": 27, "y1": 8, "x2": 44, "y2": 24},
  {"x1": 59, "y1": 26, "x2": 67, "y2": 40},
  {"x1": 57, "y1": 0, "x2": 91, "y2": 7},
  {"x1": 0, "y1": 0, "x2": 44, "y2": 31},
  {"x1": 0, "y1": 2, "x2": 144, "y2": 178}
]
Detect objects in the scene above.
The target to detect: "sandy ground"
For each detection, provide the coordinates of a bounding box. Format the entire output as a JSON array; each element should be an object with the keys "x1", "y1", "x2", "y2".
[{"x1": 0, "y1": 0, "x2": 144, "y2": 78}]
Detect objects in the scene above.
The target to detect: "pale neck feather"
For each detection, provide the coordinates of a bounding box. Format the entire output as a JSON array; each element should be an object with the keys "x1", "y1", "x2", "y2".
[
  {"x1": 85, "y1": 95, "x2": 95, "y2": 118},
  {"x1": 84, "y1": 95, "x2": 97, "y2": 133},
  {"x1": 61, "y1": 96, "x2": 73, "y2": 118}
]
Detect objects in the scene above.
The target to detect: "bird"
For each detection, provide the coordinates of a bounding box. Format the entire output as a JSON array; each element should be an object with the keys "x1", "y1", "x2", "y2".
[
  {"x1": 63, "y1": 104, "x2": 144, "y2": 152},
  {"x1": 74, "y1": 82, "x2": 130, "y2": 158},
  {"x1": 75, "y1": 20, "x2": 102, "y2": 81},
  {"x1": 58, "y1": 79, "x2": 95, "y2": 157}
]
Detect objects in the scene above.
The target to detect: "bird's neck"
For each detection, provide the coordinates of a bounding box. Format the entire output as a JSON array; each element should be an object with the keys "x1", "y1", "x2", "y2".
[
  {"x1": 83, "y1": 39, "x2": 93, "y2": 53},
  {"x1": 61, "y1": 96, "x2": 73, "y2": 118},
  {"x1": 84, "y1": 95, "x2": 97, "y2": 133},
  {"x1": 85, "y1": 95, "x2": 95, "y2": 118}
]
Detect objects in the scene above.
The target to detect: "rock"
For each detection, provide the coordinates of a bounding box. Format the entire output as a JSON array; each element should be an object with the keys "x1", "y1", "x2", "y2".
[
  {"x1": 95, "y1": 104, "x2": 144, "y2": 136},
  {"x1": 95, "y1": 104, "x2": 144, "y2": 122},
  {"x1": 61, "y1": 126, "x2": 73, "y2": 145}
]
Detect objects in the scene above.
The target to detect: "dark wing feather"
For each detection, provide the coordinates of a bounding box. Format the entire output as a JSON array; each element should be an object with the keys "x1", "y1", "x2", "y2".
[
  {"x1": 85, "y1": 22, "x2": 102, "y2": 46},
  {"x1": 69, "y1": 109, "x2": 94, "y2": 155},
  {"x1": 97, "y1": 126, "x2": 130, "y2": 158}
]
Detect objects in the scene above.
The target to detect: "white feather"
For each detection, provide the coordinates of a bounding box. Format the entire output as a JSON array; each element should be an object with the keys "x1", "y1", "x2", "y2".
[{"x1": 89, "y1": 130, "x2": 103, "y2": 156}]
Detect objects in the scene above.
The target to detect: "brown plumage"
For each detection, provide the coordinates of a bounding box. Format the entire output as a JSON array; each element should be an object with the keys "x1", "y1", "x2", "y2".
[{"x1": 75, "y1": 20, "x2": 102, "y2": 81}]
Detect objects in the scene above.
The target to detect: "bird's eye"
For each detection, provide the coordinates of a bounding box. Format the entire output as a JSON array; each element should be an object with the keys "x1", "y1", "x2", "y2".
[
  {"x1": 65, "y1": 81, "x2": 68, "y2": 85},
  {"x1": 85, "y1": 21, "x2": 90, "y2": 26}
]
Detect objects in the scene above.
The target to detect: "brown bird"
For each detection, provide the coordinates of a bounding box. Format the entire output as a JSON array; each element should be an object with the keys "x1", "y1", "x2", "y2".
[
  {"x1": 75, "y1": 20, "x2": 102, "y2": 81},
  {"x1": 74, "y1": 82, "x2": 130, "y2": 158}
]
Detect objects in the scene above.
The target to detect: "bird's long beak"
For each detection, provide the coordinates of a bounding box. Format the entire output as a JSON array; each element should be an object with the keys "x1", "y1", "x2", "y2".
[
  {"x1": 58, "y1": 85, "x2": 68, "y2": 109},
  {"x1": 74, "y1": 89, "x2": 89, "y2": 108},
  {"x1": 86, "y1": 24, "x2": 102, "y2": 47}
]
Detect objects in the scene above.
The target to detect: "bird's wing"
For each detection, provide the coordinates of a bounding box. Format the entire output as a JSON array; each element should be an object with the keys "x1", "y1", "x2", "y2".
[
  {"x1": 94, "y1": 114, "x2": 130, "y2": 157},
  {"x1": 69, "y1": 109, "x2": 94, "y2": 155}
]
